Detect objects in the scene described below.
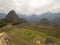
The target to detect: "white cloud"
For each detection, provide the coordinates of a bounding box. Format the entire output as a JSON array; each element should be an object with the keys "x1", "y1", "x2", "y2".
[{"x1": 0, "y1": 0, "x2": 60, "y2": 15}]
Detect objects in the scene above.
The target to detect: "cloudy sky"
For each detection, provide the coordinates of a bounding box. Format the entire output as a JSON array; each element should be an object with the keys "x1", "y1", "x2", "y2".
[{"x1": 0, "y1": 0, "x2": 60, "y2": 15}]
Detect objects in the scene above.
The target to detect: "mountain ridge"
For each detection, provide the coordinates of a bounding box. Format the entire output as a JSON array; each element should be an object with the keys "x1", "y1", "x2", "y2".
[{"x1": 0, "y1": 12, "x2": 60, "y2": 25}]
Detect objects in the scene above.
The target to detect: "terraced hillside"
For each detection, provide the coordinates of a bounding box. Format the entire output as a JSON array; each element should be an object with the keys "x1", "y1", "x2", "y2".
[{"x1": 0, "y1": 25, "x2": 60, "y2": 45}]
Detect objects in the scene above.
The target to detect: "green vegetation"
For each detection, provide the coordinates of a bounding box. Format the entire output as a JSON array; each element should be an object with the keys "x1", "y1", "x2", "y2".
[
  {"x1": 0, "y1": 24, "x2": 60, "y2": 45},
  {"x1": 8, "y1": 28, "x2": 46, "y2": 45},
  {"x1": 0, "y1": 10, "x2": 60, "y2": 45},
  {"x1": 4, "y1": 10, "x2": 27, "y2": 24},
  {"x1": 0, "y1": 19, "x2": 7, "y2": 27},
  {"x1": 24, "y1": 25, "x2": 60, "y2": 38}
]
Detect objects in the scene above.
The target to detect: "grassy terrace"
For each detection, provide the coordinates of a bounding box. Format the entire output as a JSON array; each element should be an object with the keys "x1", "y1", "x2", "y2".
[
  {"x1": 9, "y1": 28, "x2": 47, "y2": 45},
  {"x1": 0, "y1": 25, "x2": 60, "y2": 45}
]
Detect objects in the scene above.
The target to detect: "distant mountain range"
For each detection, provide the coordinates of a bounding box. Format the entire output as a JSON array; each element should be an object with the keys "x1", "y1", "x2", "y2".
[
  {"x1": 0, "y1": 12, "x2": 60, "y2": 25},
  {"x1": 0, "y1": 13, "x2": 6, "y2": 18},
  {"x1": 18, "y1": 12, "x2": 60, "y2": 24},
  {"x1": 40, "y1": 12, "x2": 60, "y2": 21}
]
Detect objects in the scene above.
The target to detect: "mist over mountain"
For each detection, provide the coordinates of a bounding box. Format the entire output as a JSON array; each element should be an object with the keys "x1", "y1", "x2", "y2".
[
  {"x1": 0, "y1": 13, "x2": 6, "y2": 19},
  {"x1": 0, "y1": 12, "x2": 60, "y2": 25},
  {"x1": 40, "y1": 12, "x2": 60, "y2": 21},
  {"x1": 18, "y1": 14, "x2": 40, "y2": 23},
  {"x1": 18, "y1": 12, "x2": 60, "y2": 24}
]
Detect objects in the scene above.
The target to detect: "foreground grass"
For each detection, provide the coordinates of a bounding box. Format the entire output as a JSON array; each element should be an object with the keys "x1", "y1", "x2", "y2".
[
  {"x1": 0, "y1": 25, "x2": 60, "y2": 45},
  {"x1": 9, "y1": 28, "x2": 47, "y2": 45},
  {"x1": 7, "y1": 27, "x2": 60, "y2": 45}
]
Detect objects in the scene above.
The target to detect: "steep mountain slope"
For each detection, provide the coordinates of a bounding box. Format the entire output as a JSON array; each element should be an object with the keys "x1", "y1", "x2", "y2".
[{"x1": 4, "y1": 10, "x2": 27, "y2": 24}]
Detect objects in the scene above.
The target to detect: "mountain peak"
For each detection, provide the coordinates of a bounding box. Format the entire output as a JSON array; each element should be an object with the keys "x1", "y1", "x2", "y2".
[
  {"x1": 8, "y1": 10, "x2": 17, "y2": 16},
  {"x1": 10, "y1": 10, "x2": 15, "y2": 12},
  {"x1": 4, "y1": 10, "x2": 27, "y2": 24}
]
